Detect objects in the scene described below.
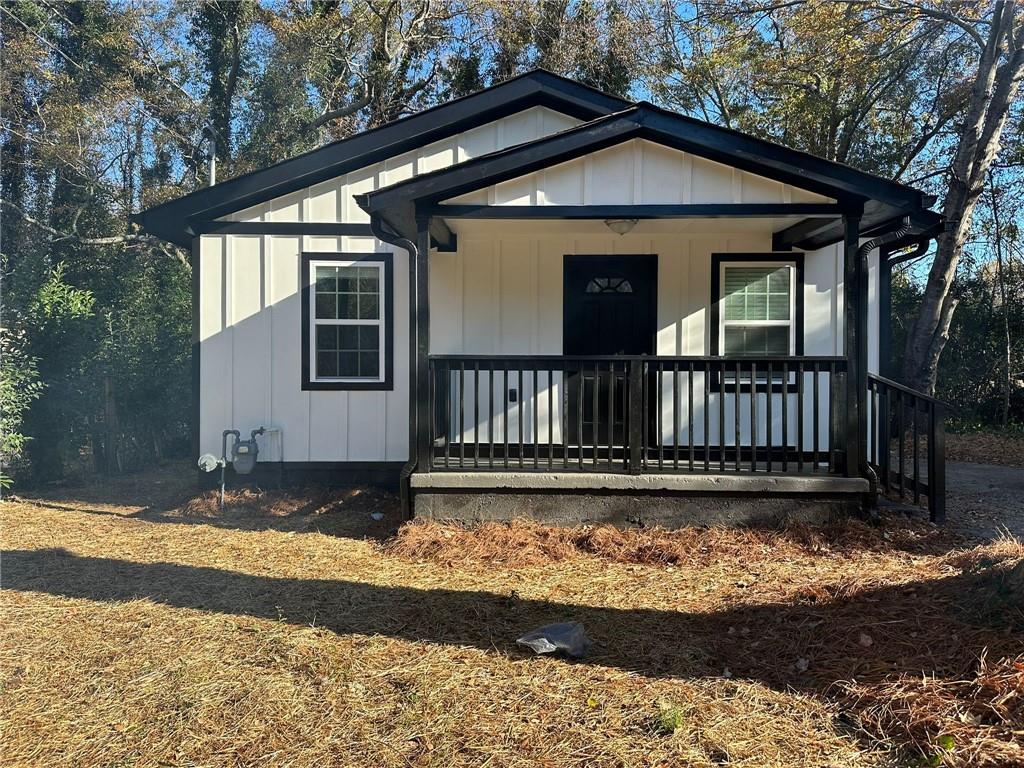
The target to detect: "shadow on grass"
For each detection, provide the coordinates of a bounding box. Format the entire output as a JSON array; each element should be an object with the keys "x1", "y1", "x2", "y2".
[
  {"x1": 18, "y1": 464, "x2": 403, "y2": 541},
  {"x1": 4, "y1": 547, "x2": 1020, "y2": 689},
  {"x1": 23, "y1": 494, "x2": 404, "y2": 540}
]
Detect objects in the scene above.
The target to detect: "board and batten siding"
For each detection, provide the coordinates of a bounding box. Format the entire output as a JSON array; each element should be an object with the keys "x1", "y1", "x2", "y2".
[
  {"x1": 444, "y1": 139, "x2": 835, "y2": 207},
  {"x1": 197, "y1": 107, "x2": 581, "y2": 462},
  {"x1": 198, "y1": 113, "x2": 873, "y2": 462}
]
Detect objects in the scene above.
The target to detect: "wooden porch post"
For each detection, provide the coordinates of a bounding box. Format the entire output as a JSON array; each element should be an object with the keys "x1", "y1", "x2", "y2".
[
  {"x1": 842, "y1": 212, "x2": 863, "y2": 478},
  {"x1": 415, "y1": 216, "x2": 432, "y2": 470}
]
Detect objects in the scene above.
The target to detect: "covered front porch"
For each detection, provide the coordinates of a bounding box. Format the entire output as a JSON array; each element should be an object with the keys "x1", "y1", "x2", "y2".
[
  {"x1": 354, "y1": 112, "x2": 944, "y2": 521},
  {"x1": 410, "y1": 210, "x2": 870, "y2": 522}
]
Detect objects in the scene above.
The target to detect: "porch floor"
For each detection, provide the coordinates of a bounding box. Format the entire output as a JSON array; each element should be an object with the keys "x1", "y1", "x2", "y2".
[{"x1": 410, "y1": 470, "x2": 869, "y2": 494}]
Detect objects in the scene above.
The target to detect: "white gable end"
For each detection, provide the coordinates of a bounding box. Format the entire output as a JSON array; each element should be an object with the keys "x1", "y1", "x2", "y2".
[
  {"x1": 223, "y1": 107, "x2": 583, "y2": 224},
  {"x1": 443, "y1": 139, "x2": 834, "y2": 207}
]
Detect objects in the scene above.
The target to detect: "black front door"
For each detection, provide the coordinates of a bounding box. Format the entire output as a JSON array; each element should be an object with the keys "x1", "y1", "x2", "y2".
[{"x1": 563, "y1": 255, "x2": 656, "y2": 453}]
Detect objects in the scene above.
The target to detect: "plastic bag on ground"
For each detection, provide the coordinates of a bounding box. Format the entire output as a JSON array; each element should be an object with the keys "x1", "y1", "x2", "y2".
[{"x1": 516, "y1": 621, "x2": 592, "y2": 658}]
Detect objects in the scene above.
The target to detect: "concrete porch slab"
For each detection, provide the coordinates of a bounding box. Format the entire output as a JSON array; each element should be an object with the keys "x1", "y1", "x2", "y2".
[{"x1": 411, "y1": 471, "x2": 869, "y2": 527}]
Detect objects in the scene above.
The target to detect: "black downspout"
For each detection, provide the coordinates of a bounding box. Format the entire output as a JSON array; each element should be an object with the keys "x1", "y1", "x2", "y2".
[
  {"x1": 369, "y1": 214, "x2": 419, "y2": 519},
  {"x1": 879, "y1": 237, "x2": 930, "y2": 379}
]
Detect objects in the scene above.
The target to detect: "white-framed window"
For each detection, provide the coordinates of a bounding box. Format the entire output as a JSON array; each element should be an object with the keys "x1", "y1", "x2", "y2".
[
  {"x1": 302, "y1": 253, "x2": 392, "y2": 390},
  {"x1": 719, "y1": 261, "x2": 797, "y2": 357}
]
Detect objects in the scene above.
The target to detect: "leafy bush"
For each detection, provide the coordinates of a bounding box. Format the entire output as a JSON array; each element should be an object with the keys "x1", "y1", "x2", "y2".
[{"x1": 0, "y1": 325, "x2": 44, "y2": 488}]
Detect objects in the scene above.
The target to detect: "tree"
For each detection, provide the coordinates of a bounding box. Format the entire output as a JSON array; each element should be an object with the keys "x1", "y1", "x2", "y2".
[
  {"x1": 902, "y1": 0, "x2": 1024, "y2": 393},
  {"x1": 187, "y1": 0, "x2": 256, "y2": 174},
  {"x1": 649, "y1": 0, "x2": 961, "y2": 176}
]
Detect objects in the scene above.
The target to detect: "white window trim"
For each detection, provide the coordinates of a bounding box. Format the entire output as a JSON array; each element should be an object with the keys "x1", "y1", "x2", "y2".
[
  {"x1": 308, "y1": 258, "x2": 386, "y2": 384},
  {"x1": 718, "y1": 260, "x2": 797, "y2": 357}
]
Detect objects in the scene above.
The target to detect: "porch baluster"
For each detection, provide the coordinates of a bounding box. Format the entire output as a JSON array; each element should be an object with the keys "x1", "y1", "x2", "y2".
[
  {"x1": 473, "y1": 362, "x2": 480, "y2": 469},
  {"x1": 703, "y1": 363, "x2": 710, "y2": 472},
  {"x1": 548, "y1": 368, "x2": 554, "y2": 471},
  {"x1": 734, "y1": 361, "x2": 741, "y2": 472},
  {"x1": 518, "y1": 368, "x2": 524, "y2": 469},
  {"x1": 766, "y1": 362, "x2": 773, "y2": 473},
  {"x1": 459, "y1": 361, "x2": 466, "y2": 468},
  {"x1": 488, "y1": 361, "x2": 494, "y2": 469},
  {"x1": 687, "y1": 362, "x2": 695, "y2": 471},
  {"x1": 750, "y1": 362, "x2": 758, "y2": 472},
  {"x1": 812, "y1": 362, "x2": 820, "y2": 473},
  {"x1": 673, "y1": 361, "x2": 680, "y2": 471},
  {"x1": 797, "y1": 362, "x2": 805, "y2": 473},
  {"x1": 782, "y1": 362, "x2": 789, "y2": 472},
  {"x1": 533, "y1": 368, "x2": 539, "y2": 470}
]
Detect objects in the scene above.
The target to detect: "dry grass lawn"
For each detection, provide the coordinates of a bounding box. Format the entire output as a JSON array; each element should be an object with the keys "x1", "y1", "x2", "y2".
[{"x1": 2, "y1": 467, "x2": 1022, "y2": 767}]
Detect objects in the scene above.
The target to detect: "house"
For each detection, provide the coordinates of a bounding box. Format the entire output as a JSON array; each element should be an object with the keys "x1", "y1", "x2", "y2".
[{"x1": 136, "y1": 70, "x2": 946, "y2": 526}]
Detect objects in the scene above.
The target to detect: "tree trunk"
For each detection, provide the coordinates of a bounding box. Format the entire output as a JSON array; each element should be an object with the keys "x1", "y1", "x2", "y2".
[
  {"x1": 990, "y1": 175, "x2": 1012, "y2": 427},
  {"x1": 902, "y1": 1, "x2": 1024, "y2": 394}
]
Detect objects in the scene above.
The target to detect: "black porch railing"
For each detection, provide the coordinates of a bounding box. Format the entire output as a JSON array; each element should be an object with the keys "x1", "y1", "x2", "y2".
[
  {"x1": 867, "y1": 373, "x2": 946, "y2": 522},
  {"x1": 427, "y1": 355, "x2": 849, "y2": 476}
]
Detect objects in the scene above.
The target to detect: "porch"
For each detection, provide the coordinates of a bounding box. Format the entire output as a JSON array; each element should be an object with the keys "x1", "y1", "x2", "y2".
[{"x1": 351, "y1": 118, "x2": 947, "y2": 522}]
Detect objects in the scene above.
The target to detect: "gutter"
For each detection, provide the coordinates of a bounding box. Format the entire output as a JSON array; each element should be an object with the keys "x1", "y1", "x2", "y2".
[
  {"x1": 369, "y1": 213, "x2": 419, "y2": 519},
  {"x1": 857, "y1": 216, "x2": 911, "y2": 261}
]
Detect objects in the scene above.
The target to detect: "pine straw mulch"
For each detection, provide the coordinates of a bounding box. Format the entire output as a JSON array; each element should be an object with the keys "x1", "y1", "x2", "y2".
[
  {"x1": 2, "y1": 477, "x2": 1024, "y2": 767},
  {"x1": 947, "y1": 432, "x2": 1024, "y2": 468}
]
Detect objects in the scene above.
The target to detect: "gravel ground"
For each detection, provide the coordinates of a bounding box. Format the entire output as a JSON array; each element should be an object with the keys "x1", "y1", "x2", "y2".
[{"x1": 946, "y1": 460, "x2": 1024, "y2": 542}]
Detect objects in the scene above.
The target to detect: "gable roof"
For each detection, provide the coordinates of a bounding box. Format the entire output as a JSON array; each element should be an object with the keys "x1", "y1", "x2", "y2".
[
  {"x1": 358, "y1": 102, "x2": 940, "y2": 248},
  {"x1": 134, "y1": 70, "x2": 630, "y2": 247}
]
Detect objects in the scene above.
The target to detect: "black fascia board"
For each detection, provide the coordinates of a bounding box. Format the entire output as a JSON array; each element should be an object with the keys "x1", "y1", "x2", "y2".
[
  {"x1": 134, "y1": 69, "x2": 630, "y2": 247},
  {"x1": 427, "y1": 203, "x2": 846, "y2": 219},
  {"x1": 635, "y1": 104, "x2": 930, "y2": 211}
]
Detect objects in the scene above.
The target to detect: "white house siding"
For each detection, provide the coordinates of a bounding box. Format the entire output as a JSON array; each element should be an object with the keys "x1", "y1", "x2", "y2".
[
  {"x1": 197, "y1": 107, "x2": 581, "y2": 462},
  {"x1": 198, "y1": 113, "x2": 869, "y2": 463}
]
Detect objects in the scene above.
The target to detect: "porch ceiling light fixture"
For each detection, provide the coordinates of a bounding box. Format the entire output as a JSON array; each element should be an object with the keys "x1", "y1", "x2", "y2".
[{"x1": 604, "y1": 218, "x2": 638, "y2": 236}]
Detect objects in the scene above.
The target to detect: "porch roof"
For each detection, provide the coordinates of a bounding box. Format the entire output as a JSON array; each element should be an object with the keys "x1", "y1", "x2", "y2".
[{"x1": 357, "y1": 102, "x2": 942, "y2": 251}]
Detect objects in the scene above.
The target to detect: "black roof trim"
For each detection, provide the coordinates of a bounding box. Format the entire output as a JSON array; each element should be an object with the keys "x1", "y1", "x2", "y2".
[
  {"x1": 358, "y1": 102, "x2": 938, "y2": 246},
  {"x1": 134, "y1": 69, "x2": 630, "y2": 247}
]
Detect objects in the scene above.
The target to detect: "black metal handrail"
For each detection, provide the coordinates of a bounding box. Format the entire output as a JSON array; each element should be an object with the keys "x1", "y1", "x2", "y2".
[
  {"x1": 426, "y1": 354, "x2": 849, "y2": 476},
  {"x1": 867, "y1": 373, "x2": 946, "y2": 522}
]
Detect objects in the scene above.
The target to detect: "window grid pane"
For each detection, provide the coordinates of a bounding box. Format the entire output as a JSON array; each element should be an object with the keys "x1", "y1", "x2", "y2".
[
  {"x1": 721, "y1": 264, "x2": 793, "y2": 357},
  {"x1": 723, "y1": 266, "x2": 791, "y2": 322},
  {"x1": 724, "y1": 326, "x2": 789, "y2": 356},
  {"x1": 312, "y1": 261, "x2": 384, "y2": 380},
  {"x1": 315, "y1": 265, "x2": 381, "y2": 321}
]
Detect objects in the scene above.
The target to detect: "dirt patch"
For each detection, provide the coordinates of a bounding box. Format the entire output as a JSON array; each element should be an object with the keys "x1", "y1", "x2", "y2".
[
  {"x1": 175, "y1": 485, "x2": 404, "y2": 538},
  {"x1": 946, "y1": 461, "x2": 1024, "y2": 543},
  {"x1": 947, "y1": 432, "x2": 1024, "y2": 468}
]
